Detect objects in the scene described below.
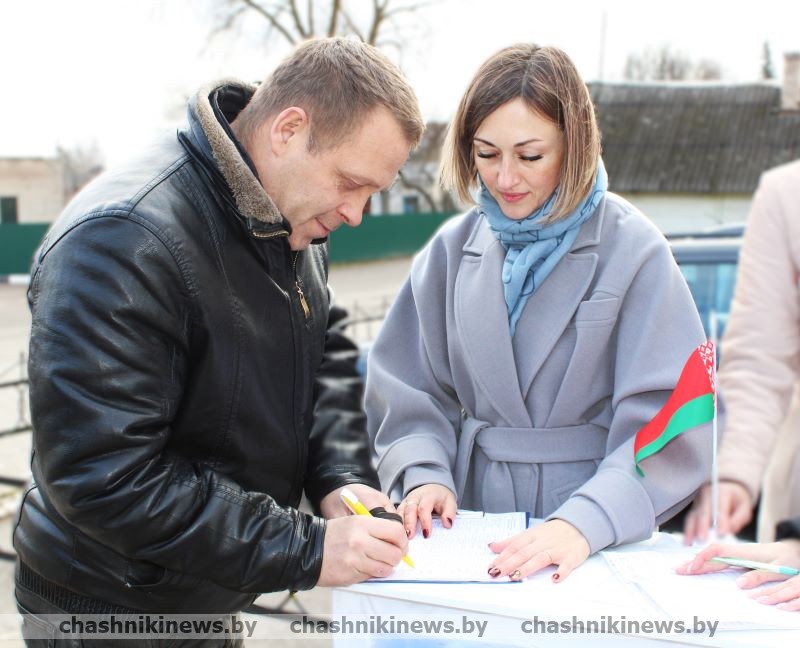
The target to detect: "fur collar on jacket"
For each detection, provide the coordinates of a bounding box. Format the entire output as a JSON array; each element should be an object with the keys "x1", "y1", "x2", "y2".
[{"x1": 193, "y1": 79, "x2": 283, "y2": 225}]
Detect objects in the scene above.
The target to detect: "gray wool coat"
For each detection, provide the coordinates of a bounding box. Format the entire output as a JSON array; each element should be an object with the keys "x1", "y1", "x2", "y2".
[{"x1": 365, "y1": 193, "x2": 715, "y2": 554}]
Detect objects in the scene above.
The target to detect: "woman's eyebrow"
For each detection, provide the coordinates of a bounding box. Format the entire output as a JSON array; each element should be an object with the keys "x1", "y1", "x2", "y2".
[{"x1": 473, "y1": 137, "x2": 543, "y2": 147}]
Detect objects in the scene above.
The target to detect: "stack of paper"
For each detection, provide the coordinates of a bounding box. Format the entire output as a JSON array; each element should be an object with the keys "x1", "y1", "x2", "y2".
[{"x1": 374, "y1": 511, "x2": 527, "y2": 583}]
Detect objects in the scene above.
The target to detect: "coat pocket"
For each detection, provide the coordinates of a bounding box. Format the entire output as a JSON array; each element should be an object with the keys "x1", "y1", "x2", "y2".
[
  {"x1": 124, "y1": 560, "x2": 203, "y2": 592},
  {"x1": 573, "y1": 296, "x2": 619, "y2": 327}
]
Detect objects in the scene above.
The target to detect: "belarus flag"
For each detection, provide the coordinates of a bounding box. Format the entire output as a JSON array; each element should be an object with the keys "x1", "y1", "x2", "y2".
[{"x1": 634, "y1": 342, "x2": 716, "y2": 477}]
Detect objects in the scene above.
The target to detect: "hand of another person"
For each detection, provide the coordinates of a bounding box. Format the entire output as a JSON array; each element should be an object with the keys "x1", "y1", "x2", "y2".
[
  {"x1": 682, "y1": 481, "x2": 754, "y2": 545},
  {"x1": 319, "y1": 483, "x2": 395, "y2": 520},
  {"x1": 316, "y1": 515, "x2": 409, "y2": 586},
  {"x1": 397, "y1": 484, "x2": 457, "y2": 538},
  {"x1": 747, "y1": 573, "x2": 800, "y2": 611},
  {"x1": 676, "y1": 539, "x2": 800, "y2": 589},
  {"x1": 487, "y1": 519, "x2": 590, "y2": 582}
]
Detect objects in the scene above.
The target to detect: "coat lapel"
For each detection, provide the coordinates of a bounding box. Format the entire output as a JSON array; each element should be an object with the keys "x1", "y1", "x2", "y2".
[
  {"x1": 515, "y1": 209, "x2": 604, "y2": 399},
  {"x1": 455, "y1": 220, "x2": 532, "y2": 427}
]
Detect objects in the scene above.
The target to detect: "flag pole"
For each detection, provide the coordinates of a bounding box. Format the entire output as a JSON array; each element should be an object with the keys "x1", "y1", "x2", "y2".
[{"x1": 709, "y1": 309, "x2": 719, "y2": 537}]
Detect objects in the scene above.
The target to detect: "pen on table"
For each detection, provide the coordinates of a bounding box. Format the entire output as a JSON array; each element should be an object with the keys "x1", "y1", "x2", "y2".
[
  {"x1": 710, "y1": 556, "x2": 800, "y2": 576},
  {"x1": 340, "y1": 488, "x2": 415, "y2": 568}
]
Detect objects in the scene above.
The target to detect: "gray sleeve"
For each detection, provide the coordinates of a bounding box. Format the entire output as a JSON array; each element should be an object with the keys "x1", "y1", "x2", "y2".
[
  {"x1": 548, "y1": 234, "x2": 715, "y2": 553},
  {"x1": 365, "y1": 243, "x2": 462, "y2": 499}
]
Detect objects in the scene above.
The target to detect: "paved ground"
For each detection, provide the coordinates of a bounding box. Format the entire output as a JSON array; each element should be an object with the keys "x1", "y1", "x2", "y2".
[{"x1": 0, "y1": 256, "x2": 413, "y2": 646}]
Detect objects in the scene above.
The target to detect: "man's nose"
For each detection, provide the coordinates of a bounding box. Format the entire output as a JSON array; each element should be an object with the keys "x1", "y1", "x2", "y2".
[{"x1": 339, "y1": 202, "x2": 364, "y2": 228}]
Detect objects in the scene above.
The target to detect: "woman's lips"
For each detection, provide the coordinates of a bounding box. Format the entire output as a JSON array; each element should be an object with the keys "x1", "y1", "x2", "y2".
[{"x1": 501, "y1": 192, "x2": 527, "y2": 203}]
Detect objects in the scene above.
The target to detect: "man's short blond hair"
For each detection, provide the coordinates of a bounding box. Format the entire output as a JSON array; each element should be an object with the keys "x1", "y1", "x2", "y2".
[
  {"x1": 441, "y1": 44, "x2": 601, "y2": 222},
  {"x1": 235, "y1": 37, "x2": 424, "y2": 151}
]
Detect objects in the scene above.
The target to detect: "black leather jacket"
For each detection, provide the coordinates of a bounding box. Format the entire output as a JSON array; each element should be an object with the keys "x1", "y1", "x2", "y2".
[{"x1": 13, "y1": 81, "x2": 379, "y2": 614}]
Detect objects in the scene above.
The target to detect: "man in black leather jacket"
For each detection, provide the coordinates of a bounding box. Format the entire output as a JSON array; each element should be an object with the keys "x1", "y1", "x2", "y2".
[{"x1": 14, "y1": 37, "x2": 423, "y2": 645}]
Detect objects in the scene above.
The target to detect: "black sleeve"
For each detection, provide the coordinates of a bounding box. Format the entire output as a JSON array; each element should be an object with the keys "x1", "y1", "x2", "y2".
[
  {"x1": 304, "y1": 303, "x2": 380, "y2": 510},
  {"x1": 775, "y1": 517, "x2": 800, "y2": 541},
  {"x1": 28, "y1": 215, "x2": 324, "y2": 593}
]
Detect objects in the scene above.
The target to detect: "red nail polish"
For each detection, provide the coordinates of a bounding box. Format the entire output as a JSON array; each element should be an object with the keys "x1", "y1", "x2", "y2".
[
  {"x1": 406, "y1": 528, "x2": 411, "y2": 538},
  {"x1": 552, "y1": 573, "x2": 560, "y2": 582},
  {"x1": 488, "y1": 567, "x2": 500, "y2": 577},
  {"x1": 422, "y1": 528, "x2": 429, "y2": 539}
]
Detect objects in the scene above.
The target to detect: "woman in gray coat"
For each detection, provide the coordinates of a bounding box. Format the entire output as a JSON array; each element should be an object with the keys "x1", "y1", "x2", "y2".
[{"x1": 366, "y1": 44, "x2": 712, "y2": 582}]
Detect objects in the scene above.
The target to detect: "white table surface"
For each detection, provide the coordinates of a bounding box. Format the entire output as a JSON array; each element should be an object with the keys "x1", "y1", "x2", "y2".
[{"x1": 331, "y1": 533, "x2": 800, "y2": 647}]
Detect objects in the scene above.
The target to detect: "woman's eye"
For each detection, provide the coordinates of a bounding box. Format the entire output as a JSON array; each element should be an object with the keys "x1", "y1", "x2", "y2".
[
  {"x1": 521, "y1": 154, "x2": 543, "y2": 162},
  {"x1": 476, "y1": 152, "x2": 496, "y2": 159}
]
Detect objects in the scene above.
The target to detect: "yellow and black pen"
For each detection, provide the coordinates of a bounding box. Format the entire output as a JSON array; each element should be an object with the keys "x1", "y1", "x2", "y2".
[{"x1": 340, "y1": 487, "x2": 415, "y2": 568}]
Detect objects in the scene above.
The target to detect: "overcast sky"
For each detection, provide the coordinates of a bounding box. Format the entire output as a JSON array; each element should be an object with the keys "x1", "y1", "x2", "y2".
[{"x1": 2, "y1": 0, "x2": 799, "y2": 165}]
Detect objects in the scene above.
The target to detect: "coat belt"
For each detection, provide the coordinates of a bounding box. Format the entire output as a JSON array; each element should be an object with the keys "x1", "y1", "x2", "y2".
[{"x1": 454, "y1": 417, "x2": 608, "y2": 512}]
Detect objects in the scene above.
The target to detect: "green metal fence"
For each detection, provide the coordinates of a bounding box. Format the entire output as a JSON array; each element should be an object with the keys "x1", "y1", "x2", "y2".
[
  {"x1": 328, "y1": 211, "x2": 456, "y2": 263},
  {"x1": 0, "y1": 213, "x2": 459, "y2": 275},
  {"x1": 0, "y1": 224, "x2": 49, "y2": 275}
]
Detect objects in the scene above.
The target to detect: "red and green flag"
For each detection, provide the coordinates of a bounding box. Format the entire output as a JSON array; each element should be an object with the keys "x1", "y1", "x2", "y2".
[{"x1": 634, "y1": 342, "x2": 716, "y2": 476}]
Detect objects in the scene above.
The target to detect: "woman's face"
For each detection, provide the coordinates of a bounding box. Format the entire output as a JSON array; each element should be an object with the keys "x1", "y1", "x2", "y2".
[{"x1": 473, "y1": 97, "x2": 564, "y2": 220}]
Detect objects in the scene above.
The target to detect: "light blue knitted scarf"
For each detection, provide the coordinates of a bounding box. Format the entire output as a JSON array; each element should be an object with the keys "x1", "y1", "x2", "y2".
[{"x1": 478, "y1": 159, "x2": 608, "y2": 336}]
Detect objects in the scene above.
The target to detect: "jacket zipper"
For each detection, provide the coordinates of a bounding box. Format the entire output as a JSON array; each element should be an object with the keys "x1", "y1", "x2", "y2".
[
  {"x1": 289, "y1": 249, "x2": 310, "y2": 505},
  {"x1": 292, "y1": 251, "x2": 310, "y2": 319},
  {"x1": 252, "y1": 229, "x2": 289, "y2": 240}
]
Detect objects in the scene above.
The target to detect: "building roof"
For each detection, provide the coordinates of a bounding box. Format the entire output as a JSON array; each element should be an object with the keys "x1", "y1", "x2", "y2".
[{"x1": 589, "y1": 82, "x2": 800, "y2": 194}]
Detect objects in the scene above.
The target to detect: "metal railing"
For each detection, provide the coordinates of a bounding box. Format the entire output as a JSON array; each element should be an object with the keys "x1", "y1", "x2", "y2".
[
  {"x1": 0, "y1": 352, "x2": 30, "y2": 441},
  {"x1": 0, "y1": 353, "x2": 29, "y2": 560},
  {"x1": 337, "y1": 297, "x2": 391, "y2": 346}
]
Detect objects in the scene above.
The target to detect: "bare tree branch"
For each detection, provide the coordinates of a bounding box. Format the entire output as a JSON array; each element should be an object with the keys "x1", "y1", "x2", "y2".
[
  {"x1": 209, "y1": 4, "x2": 248, "y2": 37},
  {"x1": 383, "y1": 0, "x2": 433, "y2": 19},
  {"x1": 326, "y1": 0, "x2": 341, "y2": 36},
  {"x1": 366, "y1": 0, "x2": 388, "y2": 45},
  {"x1": 339, "y1": 8, "x2": 366, "y2": 41},
  {"x1": 288, "y1": 0, "x2": 309, "y2": 38},
  {"x1": 238, "y1": 0, "x2": 298, "y2": 45},
  {"x1": 307, "y1": 0, "x2": 315, "y2": 35},
  {"x1": 623, "y1": 45, "x2": 722, "y2": 81},
  {"x1": 398, "y1": 172, "x2": 439, "y2": 213},
  {"x1": 209, "y1": 0, "x2": 439, "y2": 48}
]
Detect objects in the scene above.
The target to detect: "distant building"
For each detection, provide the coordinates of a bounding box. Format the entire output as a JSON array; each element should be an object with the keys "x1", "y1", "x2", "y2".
[
  {"x1": 590, "y1": 52, "x2": 800, "y2": 233},
  {"x1": 0, "y1": 157, "x2": 65, "y2": 224},
  {"x1": 374, "y1": 121, "x2": 460, "y2": 215}
]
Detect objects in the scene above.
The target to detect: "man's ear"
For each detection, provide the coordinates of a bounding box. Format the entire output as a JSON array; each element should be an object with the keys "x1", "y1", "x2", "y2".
[{"x1": 269, "y1": 107, "x2": 309, "y2": 155}]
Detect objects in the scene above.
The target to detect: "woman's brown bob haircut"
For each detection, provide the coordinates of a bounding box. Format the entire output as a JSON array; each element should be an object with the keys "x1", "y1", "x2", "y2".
[
  {"x1": 441, "y1": 44, "x2": 601, "y2": 222},
  {"x1": 235, "y1": 37, "x2": 424, "y2": 151}
]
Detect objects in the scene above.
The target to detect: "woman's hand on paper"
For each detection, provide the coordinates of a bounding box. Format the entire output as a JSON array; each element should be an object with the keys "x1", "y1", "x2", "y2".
[
  {"x1": 677, "y1": 539, "x2": 800, "y2": 610},
  {"x1": 398, "y1": 484, "x2": 457, "y2": 539},
  {"x1": 487, "y1": 519, "x2": 590, "y2": 582},
  {"x1": 748, "y1": 573, "x2": 800, "y2": 611},
  {"x1": 682, "y1": 481, "x2": 753, "y2": 544},
  {"x1": 677, "y1": 540, "x2": 800, "y2": 582}
]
